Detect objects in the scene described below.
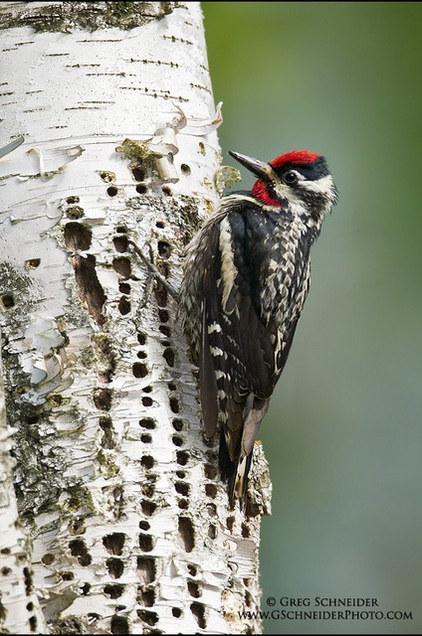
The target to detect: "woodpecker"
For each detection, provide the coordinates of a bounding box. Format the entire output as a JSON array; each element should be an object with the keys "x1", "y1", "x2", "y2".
[{"x1": 179, "y1": 149, "x2": 338, "y2": 508}]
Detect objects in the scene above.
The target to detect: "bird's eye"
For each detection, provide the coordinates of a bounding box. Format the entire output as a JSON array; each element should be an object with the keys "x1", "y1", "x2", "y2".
[{"x1": 284, "y1": 171, "x2": 298, "y2": 185}]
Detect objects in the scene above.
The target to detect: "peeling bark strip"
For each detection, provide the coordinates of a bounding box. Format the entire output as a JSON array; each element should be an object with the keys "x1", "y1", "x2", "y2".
[{"x1": 0, "y1": 2, "x2": 270, "y2": 634}]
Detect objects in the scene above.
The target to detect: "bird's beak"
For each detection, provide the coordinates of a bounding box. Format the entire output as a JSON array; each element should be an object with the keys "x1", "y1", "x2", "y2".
[{"x1": 229, "y1": 150, "x2": 274, "y2": 181}]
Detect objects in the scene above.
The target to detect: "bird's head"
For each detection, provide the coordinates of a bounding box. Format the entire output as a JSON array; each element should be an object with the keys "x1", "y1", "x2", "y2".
[{"x1": 229, "y1": 149, "x2": 338, "y2": 226}]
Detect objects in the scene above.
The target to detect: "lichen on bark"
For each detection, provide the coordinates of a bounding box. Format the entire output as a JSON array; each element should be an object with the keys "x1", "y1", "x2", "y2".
[{"x1": 0, "y1": 1, "x2": 178, "y2": 32}]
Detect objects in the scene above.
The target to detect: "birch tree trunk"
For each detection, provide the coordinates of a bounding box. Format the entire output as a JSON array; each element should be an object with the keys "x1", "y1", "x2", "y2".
[{"x1": 0, "y1": 2, "x2": 271, "y2": 634}]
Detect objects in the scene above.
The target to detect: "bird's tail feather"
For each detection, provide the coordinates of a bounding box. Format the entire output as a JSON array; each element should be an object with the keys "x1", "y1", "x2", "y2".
[{"x1": 219, "y1": 428, "x2": 253, "y2": 509}]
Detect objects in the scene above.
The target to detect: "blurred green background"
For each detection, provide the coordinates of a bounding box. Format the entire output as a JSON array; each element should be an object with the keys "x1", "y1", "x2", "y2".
[{"x1": 202, "y1": 2, "x2": 422, "y2": 634}]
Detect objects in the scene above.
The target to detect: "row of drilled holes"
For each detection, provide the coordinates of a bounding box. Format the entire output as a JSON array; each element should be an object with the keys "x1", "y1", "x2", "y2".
[
  {"x1": 109, "y1": 605, "x2": 205, "y2": 634},
  {"x1": 101, "y1": 161, "x2": 192, "y2": 200},
  {"x1": 111, "y1": 216, "x2": 179, "y2": 607},
  {"x1": 132, "y1": 231, "x2": 208, "y2": 631},
  {"x1": 45, "y1": 527, "x2": 208, "y2": 630},
  {"x1": 104, "y1": 170, "x2": 205, "y2": 631}
]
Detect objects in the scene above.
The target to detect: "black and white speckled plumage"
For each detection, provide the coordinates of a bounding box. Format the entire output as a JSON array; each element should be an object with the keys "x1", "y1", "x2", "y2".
[{"x1": 179, "y1": 150, "x2": 337, "y2": 508}]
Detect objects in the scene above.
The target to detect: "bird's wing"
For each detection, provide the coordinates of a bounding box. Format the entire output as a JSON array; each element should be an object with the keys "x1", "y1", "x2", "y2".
[{"x1": 200, "y1": 208, "x2": 277, "y2": 460}]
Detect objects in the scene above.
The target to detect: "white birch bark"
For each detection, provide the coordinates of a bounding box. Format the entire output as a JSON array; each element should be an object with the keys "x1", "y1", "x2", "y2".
[{"x1": 0, "y1": 2, "x2": 271, "y2": 634}]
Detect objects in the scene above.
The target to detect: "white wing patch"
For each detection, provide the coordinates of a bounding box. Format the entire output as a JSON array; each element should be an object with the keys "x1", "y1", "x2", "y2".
[{"x1": 219, "y1": 216, "x2": 239, "y2": 316}]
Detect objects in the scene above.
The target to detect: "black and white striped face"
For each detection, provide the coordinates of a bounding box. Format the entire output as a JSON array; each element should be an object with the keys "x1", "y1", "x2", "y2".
[
  {"x1": 271, "y1": 155, "x2": 338, "y2": 213},
  {"x1": 229, "y1": 150, "x2": 338, "y2": 225}
]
